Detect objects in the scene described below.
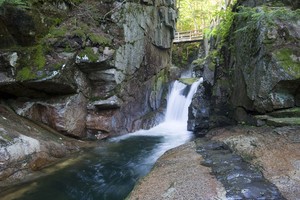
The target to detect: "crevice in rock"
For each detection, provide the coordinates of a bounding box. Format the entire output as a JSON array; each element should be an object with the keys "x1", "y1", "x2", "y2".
[{"x1": 195, "y1": 138, "x2": 285, "y2": 200}]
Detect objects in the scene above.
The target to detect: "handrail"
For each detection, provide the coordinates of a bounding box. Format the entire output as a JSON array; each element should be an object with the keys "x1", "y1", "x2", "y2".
[{"x1": 173, "y1": 30, "x2": 203, "y2": 43}]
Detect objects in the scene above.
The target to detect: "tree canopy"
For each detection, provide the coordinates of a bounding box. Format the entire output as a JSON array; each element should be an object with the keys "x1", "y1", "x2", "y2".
[{"x1": 176, "y1": 0, "x2": 226, "y2": 31}]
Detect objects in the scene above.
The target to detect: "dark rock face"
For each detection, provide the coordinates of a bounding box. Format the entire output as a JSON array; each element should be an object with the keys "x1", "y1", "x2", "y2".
[
  {"x1": 189, "y1": 1, "x2": 300, "y2": 133},
  {"x1": 9, "y1": 93, "x2": 88, "y2": 138},
  {"x1": 0, "y1": 0, "x2": 175, "y2": 138},
  {"x1": 230, "y1": 6, "x2": 300, "y2": 113},
  {"x1": 188, "y1": 84, "x2": 210, "y2": 132}
]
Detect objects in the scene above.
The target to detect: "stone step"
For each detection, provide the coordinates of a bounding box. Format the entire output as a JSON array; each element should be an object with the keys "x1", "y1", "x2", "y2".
[
  {"x1": 268, "y1": 107, "x2": 300, "y2": 118},
  {"x1": 266, "y1": 117, "x2": 300, "y2": 127},
  {"x1": 255, "y1": 115, "x2": 300, "y2": 127}
]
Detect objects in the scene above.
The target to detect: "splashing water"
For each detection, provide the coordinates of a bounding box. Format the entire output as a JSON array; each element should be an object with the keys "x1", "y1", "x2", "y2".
[
  {"x1": 165, "y1": 78, "x2": 203, "y2": 122},
  {"x1": 5, "y1": 78, "x2": 203, "y2": 200}
]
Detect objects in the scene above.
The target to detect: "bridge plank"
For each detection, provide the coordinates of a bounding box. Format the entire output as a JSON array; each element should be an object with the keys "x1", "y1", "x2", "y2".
[{"x1": 173, "y1": 30, "x2": 203, "y2": 43}]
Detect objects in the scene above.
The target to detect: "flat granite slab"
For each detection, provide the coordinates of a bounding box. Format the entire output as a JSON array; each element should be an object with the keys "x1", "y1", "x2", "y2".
[
  {"x1": 128, "y1": 125, "x2": 300, "y2": 200},
  {"x1": 127, "y1": 141, "x2": 226, "y2": 200}
]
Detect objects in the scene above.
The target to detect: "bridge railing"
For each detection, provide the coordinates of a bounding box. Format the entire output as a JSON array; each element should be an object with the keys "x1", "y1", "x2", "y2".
[{"x1": 173, "y1": 30, "x2": 203, "y2": 43}]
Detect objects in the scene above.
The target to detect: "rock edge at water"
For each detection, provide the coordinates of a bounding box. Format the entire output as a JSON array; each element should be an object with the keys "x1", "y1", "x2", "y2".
[{"x1": 128, "y1": 125, "x2": 300, "y2": 200}]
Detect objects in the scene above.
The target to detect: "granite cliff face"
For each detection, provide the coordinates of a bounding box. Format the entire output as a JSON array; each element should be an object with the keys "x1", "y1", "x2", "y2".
[
  {"x1": 0, "y1": 0, "x2": 176, "y2": 184},
  {"x1": 188, "y1": 0, "x2": 300, "y2": 133},
  {"x1": 0, "y1": 0, "x2": 176, "y2": 138}
]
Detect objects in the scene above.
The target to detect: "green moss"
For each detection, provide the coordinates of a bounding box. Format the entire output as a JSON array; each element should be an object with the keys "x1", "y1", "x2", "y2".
[
  {"x1": 178, "y1": 78, "x2": 199, "y2": 85},
  {"x1": 16, "y1": 67, "x2": 37, "y2": 80},
  {"x1": 267, "y1": 117, "x2": 300, "y2": 126},
  {"x1": 0, "y1": 130, "x2": 13, "y2": 142},
  {"x1": 88, "y1": 33, "x2": 112, "y2": 46},
  {"x1": 208, "y1": 62, "x2": 215, "y2": 71},
  {"x1": 53, "y1": 62, "x2": 64, "y2": 70},
  {"x1": 30, "y1": 0, "x2": 83, "y2": 5},
  {"x1": 269, "y1": 107, "x2": 300, "y2": 118},
  {"x1": 16, "y1": 45, "x2": 47, "y2": 81},
  {"x1": 0, "y1": 0, "x2": 29, "y2": 8},
  {"x1": 48, "y1": 26, "x2": 68, "y2": 38},
  {"x1": 192, "y1": 58, "x2": 205, "y2": 67},
  {"x1": 72, "y1": 28, "x2": 86, "y2": 40},
  {"x1": 78, "y1": 47, "x2": 98, "y2": 62},
  {"x1": 274, "y1": 48, "x2": 300, "y2": 78},
  {"x1": 90, "y1": 96, "x2": 102, "y2": 101},
  {"x1": 35, "y1": 45, "x2": 46, "y2": 69}
]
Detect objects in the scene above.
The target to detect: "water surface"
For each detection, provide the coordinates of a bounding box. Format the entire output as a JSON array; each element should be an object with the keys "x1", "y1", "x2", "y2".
[{"x1": 13, "y1": 122, "x2": 193, "y2": 200}]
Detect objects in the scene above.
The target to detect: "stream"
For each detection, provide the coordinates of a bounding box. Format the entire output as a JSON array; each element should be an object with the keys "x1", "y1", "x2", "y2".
[{"x1": 7, "y1": 79, "x2": 202, "y2": 200}]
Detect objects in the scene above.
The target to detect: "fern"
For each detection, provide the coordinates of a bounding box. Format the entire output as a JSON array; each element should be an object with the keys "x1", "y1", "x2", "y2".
[
  {"x1": 0, "y1": 0, "x2": 29, "y2": 8},
  {"x1": 235, "y1": 6, "x2": 300, "y2": 34}
]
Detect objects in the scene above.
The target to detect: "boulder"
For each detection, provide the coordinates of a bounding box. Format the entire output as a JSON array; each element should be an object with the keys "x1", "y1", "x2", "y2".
[
  {"x1": 230, "y1": 6, "x2": 300, "y2": 113},
  {"x1": 10, "y1": 93, "x2": 88, "y2": 138},
  {"x1": 0, "y1": 104, "x2": 79, "y2": 187}
]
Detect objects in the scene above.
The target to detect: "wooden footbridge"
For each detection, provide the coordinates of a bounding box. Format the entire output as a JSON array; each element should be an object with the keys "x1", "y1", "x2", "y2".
[{"x1": 173, "y1": 30, "x2": 203, "y2": 43}]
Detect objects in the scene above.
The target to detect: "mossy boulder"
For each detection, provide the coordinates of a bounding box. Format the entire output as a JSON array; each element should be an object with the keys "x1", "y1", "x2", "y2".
[{"x1": 230, "y1": 6, "x2": 300, "y2": 113}]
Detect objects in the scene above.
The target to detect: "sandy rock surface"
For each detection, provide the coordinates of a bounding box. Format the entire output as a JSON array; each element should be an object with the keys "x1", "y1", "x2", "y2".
[
  {"x1": 127, "y1": 141, "x2": 226, "y2": 200},
  {"x1": 128, "y1": 125, "x2": 300, "y2": 200}
]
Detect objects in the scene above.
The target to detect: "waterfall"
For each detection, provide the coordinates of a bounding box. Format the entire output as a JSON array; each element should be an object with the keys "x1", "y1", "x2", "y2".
[{"x1": 165, "y1": 78, "x2": 203, "y2": 123}]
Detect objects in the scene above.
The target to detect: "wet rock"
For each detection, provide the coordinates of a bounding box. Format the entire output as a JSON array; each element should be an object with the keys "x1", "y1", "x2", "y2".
[
  {"x1": 127, "y1": 142, "x2": 227, "y2": 200},
  {"x1": 195, "y1": 139, "x2": 285, "y2": 200},
  {"x1": 211, "y1": 126, "x2": 300, "y2": 200},
  {"x1": 188, "y1": 84, "x2": 211, "y2": 132},
  {"x1": 87, "y1": 95, "x2": 122, "y2": 110},
  {"x1": 0, "y1": 104, "x2": 80, "y2": 188},
  {"x1": 230, "y1": 6, "x2": 300, "y2": 113},
  {"x1": 10, "y1": 93, "x2": 88, "y2": 138}
]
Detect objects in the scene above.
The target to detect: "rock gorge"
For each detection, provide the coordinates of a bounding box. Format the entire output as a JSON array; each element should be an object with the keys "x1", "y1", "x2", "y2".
[
  {"x1": 0, "y1": 0, "x2": 176, "y2": 186},
  {"x1": 0, "y1": 0, "x2": 300, "y2": 197}
]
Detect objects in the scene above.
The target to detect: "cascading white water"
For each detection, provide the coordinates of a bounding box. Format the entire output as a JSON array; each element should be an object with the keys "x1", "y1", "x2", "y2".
[
  {"x1": 14, "y1": 78, "x2": 204, "y2": 200},
  {"x1": 165, "y1": 78, "x2": 203, "y2": 123},
  {"x1": 113, "y1": 77, "x2": 203, "y2": 146}
]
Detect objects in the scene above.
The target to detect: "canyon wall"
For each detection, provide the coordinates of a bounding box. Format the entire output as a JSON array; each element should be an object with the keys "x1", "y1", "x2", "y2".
[
  {"x1": 0, "y1": 0, "x2": 176, "y2": 185},
  {"x1": 188, "y1": 0, "x2": 300, "y2": 133}
]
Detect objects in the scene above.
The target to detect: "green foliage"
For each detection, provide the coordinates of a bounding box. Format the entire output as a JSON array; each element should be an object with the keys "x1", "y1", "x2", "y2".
[
  {"x1": 0, "y1": 0, "x2": 28, "y2": 8},
  {"x1": 274, "y1": 48, "x2": 300, "y2": 78},
  {"x1": 88, "y1": 34, "x2": 112, "y2": 46},
  {"x1": 172, "y1": 43, "x2": 199, "y2": 67},
  {"x1": 17, "y1": 67, "x2": 37, "y2": 80},
  {"x1": 235, "y1": 6, "x2": 300, "y2": 34},
  {"x1": 177, "y1": 0, "x2": 224, "y2": 31},
  {"x1": 213, "y1": 9, "x2": 235, "y2": 40},
  {"x1": 78, "y1": 47, "x2": 98, "y2": 62},
  {"x1": 178, "y1": 78, "x2": 198, "y2": 85},
  {"x1": 16, "y1": 45, "x2": 46, "y2": 81},
  {"x1": 192, "y1": 58, "x2": 205, "y2": 67},
  {"x1": 34, "y1": 45, "x2": 46, "y2": 69},
  {"x1": 0, "y1": 0, "x2": 84, "y2": 8}
]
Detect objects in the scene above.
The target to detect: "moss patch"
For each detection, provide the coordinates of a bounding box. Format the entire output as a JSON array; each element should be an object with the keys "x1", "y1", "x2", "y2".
[
  {"x1": 16, "y1": 67, "x2": 37, "y2": 80},
  {"x1": 269, "y1": 107, "x2": 300, "y2": 118},
  {"x1": 16, "y1": 44, "x2": 47, "y2": 81},
  {"x1": 267, "y1": 117, "x2": 300, "y2": 126},
  {"x1": 178, "y1": 78, "x2": 199, "y2": 85},
  {"x1": 274, "y1": 48, "x2": 300, "y2": 78},
  {"x1": 88, "y1": 33, "x2": 112, "y2": 46},
  {"x1": 78, "y1": 47, "x2": 99, "y2": 62}
]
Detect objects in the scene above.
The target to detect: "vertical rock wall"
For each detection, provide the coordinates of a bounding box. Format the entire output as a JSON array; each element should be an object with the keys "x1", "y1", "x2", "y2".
[
  {"x1": 188, "y1": 0, "x2": 300, "y2": 133},
  {"x1": 0, "y1": 0, "x2": 177, "y2": 138}
]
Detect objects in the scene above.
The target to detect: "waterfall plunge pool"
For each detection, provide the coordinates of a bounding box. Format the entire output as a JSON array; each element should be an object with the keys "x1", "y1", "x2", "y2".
[{"x1": 3, "y1": 79, "x2": 202, "y2": 200}]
